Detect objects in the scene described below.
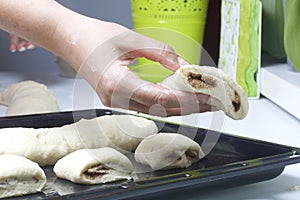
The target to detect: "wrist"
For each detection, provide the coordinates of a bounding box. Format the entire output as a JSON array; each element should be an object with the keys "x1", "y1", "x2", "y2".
[
  {"x1": 55, "y1": 18, "x2": 126, "y2": 68},
  {"x1": 53, "y1": 15, "x2": 96, "y2": 69}
]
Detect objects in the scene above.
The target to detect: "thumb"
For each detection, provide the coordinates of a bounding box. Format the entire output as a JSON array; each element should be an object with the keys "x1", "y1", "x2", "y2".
[
  {"x1": 130, "y1": 43, "x2": 179, "y2": 71},
  {"x1": 126, "y1": 33, "x2": 189, "y2": 71}
]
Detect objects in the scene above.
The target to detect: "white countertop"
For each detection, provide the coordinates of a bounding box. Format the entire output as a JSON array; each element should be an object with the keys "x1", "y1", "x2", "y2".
[
  {"x1": 261, "y1": 63, "x2": 300, "y2": 120},
  {"x1": 0, "y1": 71, "x2": 300, "y2": 200}
]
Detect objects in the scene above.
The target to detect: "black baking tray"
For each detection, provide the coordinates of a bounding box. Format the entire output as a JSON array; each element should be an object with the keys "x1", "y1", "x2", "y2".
[{"x1": 1, "y1": 109, "x2": 300, "y2": 200}]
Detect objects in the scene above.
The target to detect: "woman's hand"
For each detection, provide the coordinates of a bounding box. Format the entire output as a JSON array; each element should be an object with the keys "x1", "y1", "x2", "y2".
[
  {"x1": 73, "y1": 20, "x2": 217, "y2": 116},
  {"x1": 9, "y1": 33, "x2": 35, "y2": 53}
]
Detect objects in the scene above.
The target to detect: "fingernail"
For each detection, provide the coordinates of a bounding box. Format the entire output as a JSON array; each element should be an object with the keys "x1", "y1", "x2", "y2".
[
  {"x1": 208, "y1": 97, "x2": 225, "y2": 109},
  {"x1": 27, "y1": 44, "x2": 35, "y2": 50},
  {"x1": 178, "y1": 57, "x2": 189, "y2": 67},
  {"x1": 18, "y1": 47, "x2": 26, "y2": 52},
  {"x1": 10, "y1": 48, "x2": 16, "y2": 53}
]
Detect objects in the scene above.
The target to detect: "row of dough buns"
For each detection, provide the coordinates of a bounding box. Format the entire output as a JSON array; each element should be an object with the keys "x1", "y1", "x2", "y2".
[
  {"x1": 0, "y1": 114, "x2": 158, "y2": 166},
  {"x1": 53, "y1": 133, "x2": 205, "y2": 185}
]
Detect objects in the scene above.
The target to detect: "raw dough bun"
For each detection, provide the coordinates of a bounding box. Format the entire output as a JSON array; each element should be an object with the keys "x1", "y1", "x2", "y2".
[
  {"x1": 161, "y1": 65, "x2": 249, "y2": 120},
  {"x1": 42, "y1": 114, "x2": 158, "y2": 154},
  {"x1": 0, "y1": 127, "x2": 68, "y2": 166},
  {"x1": 0, "y1": 80, "x2": 59, "y2": 116},
  {"x1": 0, "y1": 115, "x2": 157, "y2": 166},
  {"x1": 53, "y1": 147, "x2": 133, "y2": 184},
  {"x1": 135, "y1": 133, "x2": 205, "y2": 170},
  {"x1": 96, "y1": 115, "x2": 159, "y2": 151},
  {"x1": 0, "y1": 154, "x2": 46, "y2": 199}
]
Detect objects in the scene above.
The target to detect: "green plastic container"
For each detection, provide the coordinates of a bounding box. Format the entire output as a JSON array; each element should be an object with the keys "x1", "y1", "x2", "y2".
[{"x1": 130, "y1": 0, "x2": 209, "y2": 83}]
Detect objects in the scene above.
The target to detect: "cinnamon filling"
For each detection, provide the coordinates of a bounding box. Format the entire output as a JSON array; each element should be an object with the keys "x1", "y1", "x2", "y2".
[
  {"x1": 187, "y1": 72, "x2": 217, "y2": 89},
  {"x1": 83, "y1": 164, "x2": 110, "y2": 179},
  {"x1": 232, "y1": 91, "x2": 241, "y2": 112},
  {"x1": 185, "y1": 150, "x2": 199, "y2": 162},
  {"x1": 171, "y1": 150, "x2": 199, "y2": 162}
]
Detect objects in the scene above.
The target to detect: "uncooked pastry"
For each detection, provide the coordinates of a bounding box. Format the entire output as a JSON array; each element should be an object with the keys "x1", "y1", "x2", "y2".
[
  {"x1": 0, "y1": 154, "x2": 46, "y2": 199},
  {"x1": 160, "y1": 65, "x2": 249, "y2": 120},
  {"x1": 0, "y1": 115, "x2": 158, "y2": 166},
  {"x1": 0, "y1": 127, "x2": 68, "y2": 166},
  {"x1": 96, "y1": 115, "x2": 159, "y2": 151},
  {"x1": 0, "y1": 80, "x2": 59, "y2": 116},
  {"x1": 53, "y1": 147, "x2": 134, "y2": 184},
  {"x1": 135, "y1": 133, "x2": 205, "y2": 170}
]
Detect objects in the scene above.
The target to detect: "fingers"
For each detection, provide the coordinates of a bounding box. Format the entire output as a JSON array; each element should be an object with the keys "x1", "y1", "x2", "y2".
[
  {"x1": 164, "y1": 104, "x2": 217, "y2": 116},
  {"x1": 99, "y1": 30, "x2": 188, "y2": 72},
  {"x1": 97, "y1": 74, "x2": 220, "y2": 116},
  {"x1": 103, "y1": 94, "x2": 218, "y2": 117},
  {"x1": 93, "y1": 64, "x2": 220, "y2": 116},
  {"x1": 131, "y1": 84, "x2": 210, "y2": 108},
  {"x1": 129, "y1": 96, "x2": 219, "y2": 117},
  {"x1": 129, "y1": 43, "x2": 180, "y2": 72},
  {"x1": 17, "y1": 41, "x2": 35, "y2": 52},
  {"x1": 9, "y1": 33, "x2": 18, "y2": 53},
  {"x1": 124, "y1": 32, "x2": 188, "y2": 72},
  {"x1": 9, "y1": 33, "x2": 35, "y2": 53}
]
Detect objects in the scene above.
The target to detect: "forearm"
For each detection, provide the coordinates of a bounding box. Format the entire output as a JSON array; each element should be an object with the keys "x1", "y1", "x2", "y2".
[
  {"x1": 0, "y1": 1, "x2": 197, "y2": 117},
  {"x1": 0, "y1": 0, "x2": 96, "y2": 68}
]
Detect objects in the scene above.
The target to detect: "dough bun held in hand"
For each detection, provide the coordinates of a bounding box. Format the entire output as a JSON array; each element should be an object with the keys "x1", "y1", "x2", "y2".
[
  {"x1": 160, "y1": 65, "x2": 249, "y2": 120},
  {"x1": 53, "y1": 147, "x2": 134, "y2": 185},
  {"x1": 0, "y1": 154, "x2": 46, "y2": 199},
  {"x1": 134, "y1": 133, "x2": 205, "y2": 170}
]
